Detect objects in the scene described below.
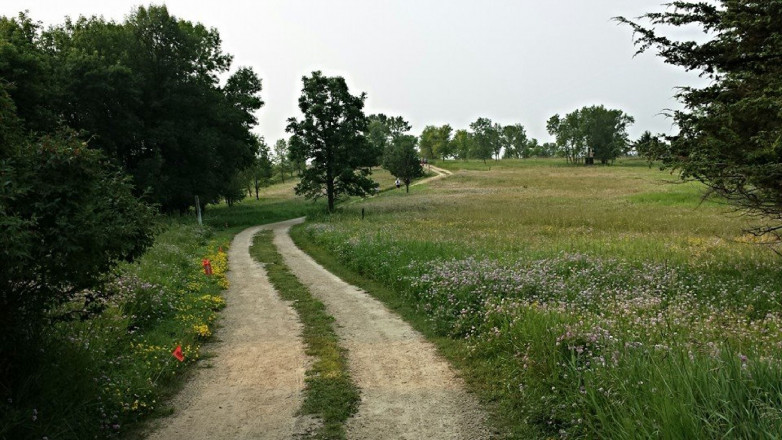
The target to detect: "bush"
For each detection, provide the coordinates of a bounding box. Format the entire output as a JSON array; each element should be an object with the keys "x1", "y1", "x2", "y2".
[{"x1": 0, "y1": 132, "x2": 155, "y2": 384}]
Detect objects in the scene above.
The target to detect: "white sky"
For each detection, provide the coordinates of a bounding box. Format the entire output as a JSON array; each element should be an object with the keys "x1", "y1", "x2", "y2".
[{"x1": 2, "y1": 1, "x2": 709, "y2": 144}]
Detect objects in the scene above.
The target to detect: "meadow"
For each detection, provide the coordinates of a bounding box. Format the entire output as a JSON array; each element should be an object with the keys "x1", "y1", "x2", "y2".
[{"x1": 292, "y1": 158, "x2": 782, "y2": 439}]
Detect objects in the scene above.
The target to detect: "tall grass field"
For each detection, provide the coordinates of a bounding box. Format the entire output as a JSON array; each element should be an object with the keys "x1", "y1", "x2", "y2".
[{"x1": 292, "y1": 158, "x2": 782, "y2": 439}]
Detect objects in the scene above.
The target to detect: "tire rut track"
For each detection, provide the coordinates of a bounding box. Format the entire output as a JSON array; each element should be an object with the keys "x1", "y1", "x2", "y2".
[{"x1": 273, "y1": 218, "x2": 489, "y2": 440}]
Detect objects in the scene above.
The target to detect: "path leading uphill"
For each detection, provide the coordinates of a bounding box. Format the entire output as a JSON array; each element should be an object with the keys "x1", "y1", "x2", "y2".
[
  {"x1": 146, "y1": 223, "x2": 311, "y2": 440},
  {"x1": 412, "y1": 164, "x2": 453, "y2": 187},
  {"x1": 273, "y1": 217, "x2": 490, "y2": 440}
]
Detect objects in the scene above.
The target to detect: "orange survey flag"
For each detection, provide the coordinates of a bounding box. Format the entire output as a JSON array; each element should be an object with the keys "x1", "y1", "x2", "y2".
[{"x1": 172, "y1": 345, "x2": 185, "y2": 362}]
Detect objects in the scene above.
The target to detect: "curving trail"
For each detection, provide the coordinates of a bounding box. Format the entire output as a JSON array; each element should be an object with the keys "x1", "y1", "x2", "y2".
[
  {"x1": 412, "y1": 164, "x2": 453, "y2": 187},
  {"x1": 274, "y1": 217, "x2": 489, "y2": 440},
  {"x1": 146, "y1": 169, "x2": 487, "y2": 439},
  {"x1": 146, "y1": 223, "x2": 311, "y2": 440}
]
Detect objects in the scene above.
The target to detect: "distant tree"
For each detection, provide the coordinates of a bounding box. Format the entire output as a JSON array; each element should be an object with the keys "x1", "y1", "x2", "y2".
[
  {"x1": 525, "y1": 138, "x2": 540, "y2": 157},
  {"x1": 367, "y1": 113, "x2": 412, "y2": 168},
  {"x1": 547, "y1": 106, "x2": 633, "y2": 164},
  {"x1": 533, "y1": 141, "x2": 558, "y2": 158},
  {"x1": 633, "y1": 131, "x2": 668, "y2": 163},
  {"x1": 273, "y1": 138, "x2": 290, "y2": 183},
  {"x1": 287, "y1": 71, "x2": 377, "y2": 212},
  {"x1": 580, "y1": 105, "x2": 634, "y2": 164},
  {"x1": 419, "y1": 125, "x2": 438, "y2": 161},
  {"x1": 501, "y1": 124, "x2": 529, "y2": 159},
  {"x1": 547, "y1": 112, "x2": 584, "y2": 164},
  {"x1": 383, "y1": 134, "x2": 424, "y2": 193},
  {"x1": 469, "y1": 117, "x2": 498, "y2": 163},
  {"x1": 245, "y1": 136, "x2": 273, "y2": 199},
  {"x1": 367, "y1": 118, "x2": 390, "y2": 169},
  {"x1": 0, "y1": 13, "x2": 57, "y2": 133},
  {"x1": 619, "y1": 2, "x2": 782, "y2": 239},
  {"x1": 432, "y1": 124, "x2": 454, "y2": 160},
  {"x1": 452, "y1": 129, "x2": 473, "y2": 160}
]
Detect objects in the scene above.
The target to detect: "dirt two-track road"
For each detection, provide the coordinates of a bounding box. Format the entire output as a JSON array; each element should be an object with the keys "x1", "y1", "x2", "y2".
[{"x1": 148, "y1": 171, "x2": 488, "y2": 439}]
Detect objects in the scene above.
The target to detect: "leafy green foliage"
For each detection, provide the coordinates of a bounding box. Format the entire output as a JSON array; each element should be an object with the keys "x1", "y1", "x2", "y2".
[
  {"x1": 547, "y1": 105, "x2": 634, "y2": 164},
  {"x1": 366, "y1": 113, "x2": 412, "y2": 167},
  {"x1": 383, "y1": 134, "x2": 424, "y2": 192},
  {"x1": 619, "y1": 1, "x2": 782, "y2": 237},
  {"x1": 0, "y1": 6, "x2": 263, "y2": 212},
  {"x1": 287, "y1": 71, "x2": 378, "y2": 212},
  {"x1": 452, "y1": 129, "x2": 473, "y2": 160},
  {"x1": 469, "y1": 117, "x2": 500, "y2": 162},
  {"x1": 0, "y1": 131, "x2": 155, "y2": 385},
  {"x1": 501, "y1": 124, "x2": 529, "y2": 159},
  {"x1": 633, "y1": 130, "x2": 669, "y2": 163},
  {"x1": 419, "y1": 124, "x2": 454, "y2": 161}
]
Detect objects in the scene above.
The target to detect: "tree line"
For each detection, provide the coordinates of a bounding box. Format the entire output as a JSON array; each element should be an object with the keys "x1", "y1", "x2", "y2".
[
  {"x1": 1, "y1": 6, "x2": 263, "y2": 212},
  {"x1": 0, "y1": 5, "x2": 262, "y2": 383}
]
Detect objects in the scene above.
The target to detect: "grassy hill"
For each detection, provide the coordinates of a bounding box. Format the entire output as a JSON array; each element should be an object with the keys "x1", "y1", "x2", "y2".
[{"x1": 292, "y1": 158, "x2": 782, "y2": 439}]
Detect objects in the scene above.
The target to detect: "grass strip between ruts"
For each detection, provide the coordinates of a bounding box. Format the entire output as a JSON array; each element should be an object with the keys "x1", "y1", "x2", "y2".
[{"x1": 249, "y1": 229, "x2": 360, "y2": 440}]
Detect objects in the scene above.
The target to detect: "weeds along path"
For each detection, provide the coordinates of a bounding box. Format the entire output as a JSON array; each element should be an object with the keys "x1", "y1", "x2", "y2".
[
  {"x1": 146, "y1": 223, "x2": 310, "y2": 440},
  {"x1": 273, "y1": 218, "x2": 490, "y2": 440}
]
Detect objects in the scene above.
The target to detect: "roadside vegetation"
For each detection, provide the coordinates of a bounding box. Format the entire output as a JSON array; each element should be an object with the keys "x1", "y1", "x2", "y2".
[
  {"x1": 0, "y1": 182, "x2": 320, "y2": 439},
  {"x1": 250, "y1": 230, "x2": 359, "y2": 439},
  {"x1": 293, "y1": 158, "x2": 782, "y2": 438}
]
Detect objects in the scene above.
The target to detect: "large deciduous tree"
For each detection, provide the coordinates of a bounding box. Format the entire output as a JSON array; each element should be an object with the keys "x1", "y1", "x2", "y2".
[
  {"x1": 452, "y1": 129, "x2": 473, "y2": 160},
  {"x1": 547, "y1": 106, "x2": 633, "y2": 164},
  {"x1": 287, "y1": 71, "x2": 378, "y2": 212},
  {"x1": 469, "y1": 117, "x2": 500, "y2": 163},
  {"x1": 0, "y1": 6, "x2": 264, "y2": 212},
  {"x1": 619, "y1": 2, "x2": 782, "y2": 238},
  {"x1": 501, "y1": 124, "x2": 529, "y2": 159},
  {"x1": 383, "y1": 134, "x2": 424, "y2": 193},
  {"x1": 367, "y1": 113, "x2": 412, "y2": 168}
]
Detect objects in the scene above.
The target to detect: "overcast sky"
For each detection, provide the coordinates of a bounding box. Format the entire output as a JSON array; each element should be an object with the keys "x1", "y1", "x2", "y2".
[{"x1": 2, "y1": 0, "x2": 709, "y2": 144}]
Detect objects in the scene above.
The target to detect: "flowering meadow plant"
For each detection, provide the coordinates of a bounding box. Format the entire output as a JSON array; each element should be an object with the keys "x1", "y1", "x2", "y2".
[{"x1": 298, "y1": 161, "x2": 782, "y2": 438}]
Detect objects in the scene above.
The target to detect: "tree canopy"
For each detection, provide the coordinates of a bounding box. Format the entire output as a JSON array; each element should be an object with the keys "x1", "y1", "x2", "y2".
[
  {"x1": 619, "y1": 1, "x2": 782, "y2": 237},
  {"x1": 287, "y1": 71, "x2": 378, "y2": 212},
  {"x1": 0, "y1": 7, "x2": 263, "y2": 211},
  {"x1": 469, "y1": 117, "x2": 499, "y2": 163},
  {"x1": 547, "y1": 106, "x2": 634, "y2": 164},
  {"x1": 383, "y1": 134, "x2": 424, "y2": 193}
]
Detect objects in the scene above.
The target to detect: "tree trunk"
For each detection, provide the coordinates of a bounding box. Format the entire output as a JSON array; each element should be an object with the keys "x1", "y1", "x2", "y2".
[{"x1": 326, "y1": 176, "x2": 335, "y2": 212}]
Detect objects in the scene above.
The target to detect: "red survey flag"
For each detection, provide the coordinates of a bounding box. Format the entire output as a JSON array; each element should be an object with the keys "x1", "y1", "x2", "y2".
[{"x1": 172, "y1": 345, "x2": 184, "y2": 362}]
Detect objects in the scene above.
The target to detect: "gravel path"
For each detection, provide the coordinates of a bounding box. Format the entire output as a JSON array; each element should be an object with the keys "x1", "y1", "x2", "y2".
[
  {"x1": 274, "y1": 218, "x2": 490, "y2": 440},
  {"x1": 146, "y1": 223, "x2": 311, "y2": 440}
]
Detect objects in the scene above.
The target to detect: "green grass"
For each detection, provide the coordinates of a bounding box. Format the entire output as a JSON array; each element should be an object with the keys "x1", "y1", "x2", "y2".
[
  {"x1": 294, "y1": 158, "x2": 782, "y2": 439},
  {"x1": 1, "y1": 181, "x2": 315, "y2": 440},
  {"x1": 2, "y1": 221, "x2": 232, "y2": 440},
  {"x1": 250, "y1": 230, "x2": 359, "y2": 439}
]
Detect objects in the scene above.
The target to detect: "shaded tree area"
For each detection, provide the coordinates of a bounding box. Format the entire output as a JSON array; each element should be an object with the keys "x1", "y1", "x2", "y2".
[
  {"x1": 366, "y1": 113, "x2": 412, "y2": 168},
  {"x1": 287, "y1": 71, "x2": 378, "y2": 212},
  {"x1": 0, "y1": 80, "x2": 155, "y2": 388},
  {"x1": 420, "y1": 124, "x2": 453, "y2": 161},
  {"x1": 0, "y1": 6, "x2": 263, "y2": 212},
  {"x1": 619, "y1": 1, "x2": 782, "y2": 239},
  {"x1": 383, "y1": 134, "x2": 424, "y2": 193},
  {"x1": 547, "y1": 105, "x2": 634, "y2": 164}
]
